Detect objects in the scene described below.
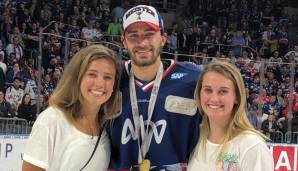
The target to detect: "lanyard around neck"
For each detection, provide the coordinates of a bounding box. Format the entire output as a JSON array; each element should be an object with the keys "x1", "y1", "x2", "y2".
[{"x1": 129, "y1": 62, "x2": 164, "y2": 163}]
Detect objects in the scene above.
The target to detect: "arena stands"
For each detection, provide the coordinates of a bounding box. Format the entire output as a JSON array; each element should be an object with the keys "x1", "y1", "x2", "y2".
[
  {"x1": 0, "y1": 0, "x2": 297, "y2": 154},
  {"x1": 0, "y1": 0, "x2": 298, "y2": 170}
]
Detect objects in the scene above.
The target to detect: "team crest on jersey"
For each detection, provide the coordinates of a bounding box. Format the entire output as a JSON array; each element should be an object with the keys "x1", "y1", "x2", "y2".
[
  {"x1": 121, "y1": 115, "x2": 167, "y2": 147},
  {"x1": 170, "y1": 72, "x2": 188, "y2": 80}
]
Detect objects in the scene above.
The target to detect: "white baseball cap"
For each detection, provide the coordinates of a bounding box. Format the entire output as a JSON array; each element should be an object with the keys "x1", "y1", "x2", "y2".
[{"x1": 122, "y1": 5, "x2": 164, "y2": 34}]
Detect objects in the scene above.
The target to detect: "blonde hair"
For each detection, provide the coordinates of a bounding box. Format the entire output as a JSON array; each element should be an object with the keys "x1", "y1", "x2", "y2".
[
  {"x1": 50, "y1": 44, "x2": 121, "y2": 125},
  {"x1": 194, "y1": 59, "x2": 268, "y2": 161}
]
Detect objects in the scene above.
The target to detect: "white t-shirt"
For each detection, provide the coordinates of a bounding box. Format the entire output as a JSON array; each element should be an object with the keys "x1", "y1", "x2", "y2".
[
  {"x1": 23, "y1": 107, "x2": 110, "y2": 171},
  {"x1": 81, "y1": 27, "x2": 102, "y2": 41},
  {"x1": 188, "y1": 131, "x2": 273, "y2": 171}
]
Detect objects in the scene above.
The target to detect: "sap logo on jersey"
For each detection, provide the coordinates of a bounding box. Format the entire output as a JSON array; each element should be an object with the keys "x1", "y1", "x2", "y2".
[
  {"x1": 121, "y1": 115, "x2": 167, "y2": 145},
  {"x1": 170, "y1": 73, "x2": 188, "y2": 80}
]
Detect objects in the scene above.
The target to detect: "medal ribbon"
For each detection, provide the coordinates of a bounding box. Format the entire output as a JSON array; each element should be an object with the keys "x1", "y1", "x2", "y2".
[{"x1": 129, "y1": 62, "x2": 163, "y2": 163}]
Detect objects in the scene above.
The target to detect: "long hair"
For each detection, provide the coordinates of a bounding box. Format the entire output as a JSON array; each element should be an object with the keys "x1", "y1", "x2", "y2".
[
  {"x1": 21, "y1": 93, "x2": 31, "y2": 105},
  {"x1": 194, "y1": 59, "x2": 268, "y2": 161},
  {"x1": 50, "y1": 44, "x2": 121, "y2": 125}
]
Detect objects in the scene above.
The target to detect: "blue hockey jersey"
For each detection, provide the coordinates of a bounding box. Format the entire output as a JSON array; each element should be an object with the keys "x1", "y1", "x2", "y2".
[{"x1": 107, "y1": 60, "x2": 202, "y2": 170}]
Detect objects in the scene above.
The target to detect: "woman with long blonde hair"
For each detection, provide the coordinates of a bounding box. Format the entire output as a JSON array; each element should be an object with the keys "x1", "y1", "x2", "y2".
[{"x1": 188, "y1": 59, "x2": 273, "y2": 171}]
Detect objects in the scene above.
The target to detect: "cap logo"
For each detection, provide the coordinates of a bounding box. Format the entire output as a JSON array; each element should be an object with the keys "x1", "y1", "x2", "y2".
[
  {"x1": 125, "y1": 6, "x2": 155, "y2": 20},
  {"x1": 136, "y1": 11, "x2": 142, "y2": 20}
]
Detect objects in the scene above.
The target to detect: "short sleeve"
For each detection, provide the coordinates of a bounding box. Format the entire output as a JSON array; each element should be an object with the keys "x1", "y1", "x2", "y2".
[
  {"x1": 23, "y1": 119, "x2": 52, "y2": 169},
  {"x1": 240, "y1": 142, "x2": 274, "y2": 171}
]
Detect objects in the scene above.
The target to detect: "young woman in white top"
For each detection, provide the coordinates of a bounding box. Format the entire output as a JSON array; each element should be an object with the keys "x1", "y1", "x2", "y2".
[
  {"x1": 188, "y1": 59, "x2": 274, "y2": 171},
  {"x1": 22, "y1": 45, "x2": 121, "y2": 171}
]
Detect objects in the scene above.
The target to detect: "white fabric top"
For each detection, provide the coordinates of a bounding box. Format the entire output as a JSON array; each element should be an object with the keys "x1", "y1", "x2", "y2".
[
  {"x1": 81, "y1": 27, "x2": 102, "y2": 41},
  {"x1": 23, "y1": 107, "x2": 110, "y2": 171},
  {"x1": 24, "y1": 79, "x2": 38, "y2": 105},
  {"x1": 188, "y1": 131, "x2": 274, "y2": 171},
  {"x1": 0, "y1": 61, "x2": 7, "y2": 74},
  {"x1": 5, "y1": 86, "x2": 24, "y2": 108}
]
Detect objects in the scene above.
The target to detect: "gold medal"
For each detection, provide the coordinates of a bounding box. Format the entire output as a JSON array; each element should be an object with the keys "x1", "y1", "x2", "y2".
[{"x1": 139, "y1": 159, "x2": 150, "y2": 171}]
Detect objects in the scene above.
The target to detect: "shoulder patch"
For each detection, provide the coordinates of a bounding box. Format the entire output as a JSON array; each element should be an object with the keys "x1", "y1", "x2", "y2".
[{"x1": 165, "y1": 95, "x2": 197, "y2": 116}]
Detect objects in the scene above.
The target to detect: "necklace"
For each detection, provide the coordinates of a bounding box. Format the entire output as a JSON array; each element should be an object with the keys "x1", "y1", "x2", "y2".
[{"x1": 81, "y1": 115, "x2": 99, "y2": 140}]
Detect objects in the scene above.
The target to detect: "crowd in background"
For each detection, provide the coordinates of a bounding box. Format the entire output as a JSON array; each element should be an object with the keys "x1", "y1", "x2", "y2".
[
  {"x1": 0, "y1": 0, "x2": 297, "y2": 143},
  {"x1": 164, "y1": 0, "x2": 298, "y2": 143}
]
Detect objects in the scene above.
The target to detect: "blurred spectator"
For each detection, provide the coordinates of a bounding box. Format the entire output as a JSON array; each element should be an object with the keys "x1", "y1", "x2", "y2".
[
  {"x1": 188, "y1": 27, "x2": 204, "y2": 55},
  {"x1": 25, "y1": 22, "x2": 39, "y2": 55},
  {"x1": 110, "y1": 0, "x2": 129, "y2": 21},
  {"x1": 231, "y1": 30, "x2": 245, "y2": 57},
  {"x1": 280, "y1": 74, "x2": 291, "y2": 95},
  {"x1": 216, "y1": 0, "x2": 228, "y2": 32},
  {"x1": 67, "y1": 17, "x2": 81, "y2": 39},
  {"x1": 247, "y1": 98, "x2": 259, "y2": 129},
  {"x1": 51, "y1": 22, "x2": 62, "y2": 37},
  {"x1": 6, "y1": 62, "x2": 24, "y2": 86},
  {"x1": 221, "y1": 28, "x2": 233, "y2": 52},
  {"x1": 5, "y1": 52, "x2": 15, "y2": 69},
  {"x1": 276, "y1": 88, "x2": 284, "y2": 105},
  {"x1": 285, "y1": 51, "x2": 298, "y2": 63},
  {"x1": 263, "y1": 95, "x2": 281, "y2": 117},
  {"x1": 98, "y1": 9, "x2": 110, "y2": 32},
  {"x1": 287, "y1": 91, "x2": 298, "y2": 115},
  {"x1": 277, "y1": 26, "x2": 289, "y2": 56},
  {"x1": 42, "y1": 73, "x2": 54, "y2": 99},
  {"x1": 107, "y1": 17, "x2": 122, "y2": 42},
  {"x1": 177, "y1": 28, "x2": 188, "y2": 53},
  {"x1": 261, "y1": 113, "x2": 278, "y2": 140},
  {"x1": 5, "y1": 77, "x2": 24, "y2": 112},
  {"x1": 8, "y1": 26, "x2": 24, "y2": 47},
  {"x1": 40, "y1": 3, "x2": 52, "y2": 27},
  {"x1": 264, "y1": 69, "x2": 279, "y2": 95},
  {"x1": 192, "y1": 47, "x2": 209, "y2": 65},
  {"x1": 6, "y1": 27, "x2": 24, "y2": 61},
  {"x1": 238, "y1": 50, "x2": 251, "y2": 65},
  {"x1": 20, "y1": 22, "x2": 27, "y2": 37},
  {"x1": 17, "y1": 93, "x2": 36, "y2": 125},
  {"x1": 51, "y1": 66, "x2": 62, "y2": 86},
  {"x1": 0, "y1": 13, "x2": 12, "y2": 42},
  {"x1": 204, "y1": 28, "x2": 220, "y2": 56},
  {"x1": 280, "y1": 97, "x2": 290, "y2": 119},
  {"x1": 24, "y1": 69, "x2": 38, "y2": 105},
  {"x1": 267, "y1": 33, "x2": 279, "y2": 56},
  {"x1": 0, "y1": 90, "x2": 15, "y2": 118},
  {"x1": 248, "y1": 74, "x2": 261, "y2": 97},
  {"x1": 260, "y1": 88, "x2": 270, "y2": 104},
  {"x1": 284, "y1": 43, "x2": 298, "y2": 62},
  {"x1": 57, "y1": 12, "x2": 66, "y2": 27},
  {"x1": 15, "y1": 2, "x2": 31, "y2": 28},
  {"x1": 261, "y1": 24, "x2": 275, "y2": 58},
  {"x1": 37, "y1": 93, "x2": 48, "y2": 113},
  {"x1": 81, "y1": 18, "x2": 102, "y2": 43},
  {"x1": 269, "y1": 50, "x2": 283, "y2": 65},
  {"x1": 43, "y1": 35, "x2": 61, "y2": 71},
  {"x1": 28, "y1": 0, "x2": 42, "y2": 21},
  {"x1": 166, "y1": 28, "x2": 178, "y2": 54}
]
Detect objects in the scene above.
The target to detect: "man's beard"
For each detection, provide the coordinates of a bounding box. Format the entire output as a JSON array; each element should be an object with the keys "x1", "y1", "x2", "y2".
[{"x1": 128, "y1": 46, "x2": 162, "y2": 67}]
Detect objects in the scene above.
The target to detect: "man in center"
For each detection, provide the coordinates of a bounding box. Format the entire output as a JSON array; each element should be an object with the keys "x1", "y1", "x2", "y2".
[{"x1": 106, "y1": 5, "x2": 202, "y2": 170}]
